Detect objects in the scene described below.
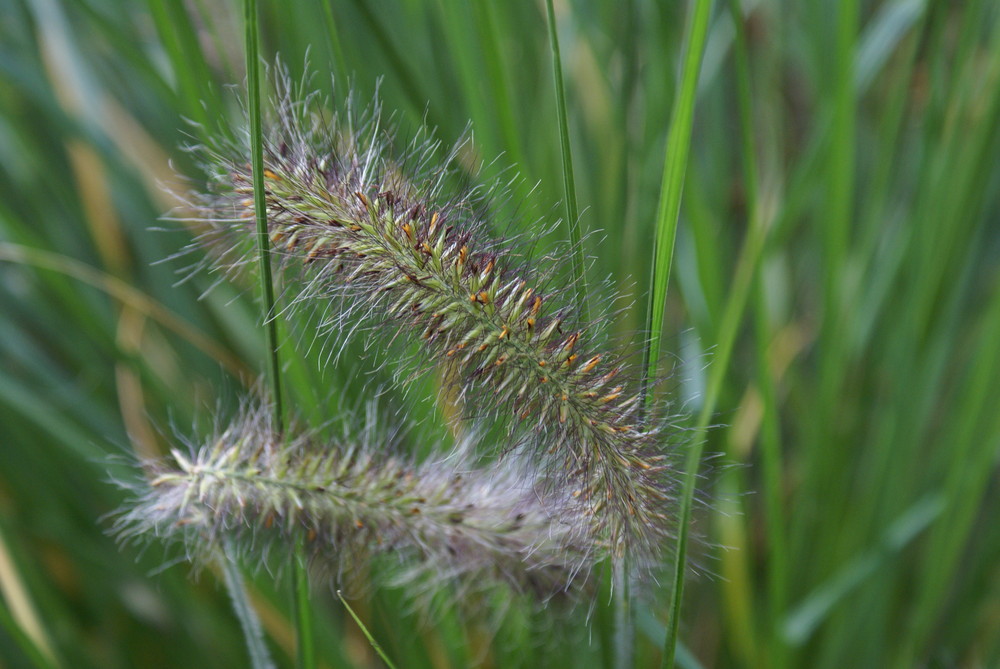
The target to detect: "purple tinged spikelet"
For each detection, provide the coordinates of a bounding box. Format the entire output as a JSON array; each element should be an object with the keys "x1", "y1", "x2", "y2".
[
  {"x1": 115, "y1": 402, "x2": 595, "y2": 600},
  {"x1": 189, "y1": 77, "x2": 675, "y2": 562}
]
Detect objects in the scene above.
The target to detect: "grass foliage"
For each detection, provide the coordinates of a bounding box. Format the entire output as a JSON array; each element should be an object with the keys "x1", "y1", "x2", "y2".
[{"x1": 1, "y1": 0, "x2": 999, "y2": 667}]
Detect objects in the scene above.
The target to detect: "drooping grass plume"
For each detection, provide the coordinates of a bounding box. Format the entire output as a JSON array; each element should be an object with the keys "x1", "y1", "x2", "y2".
[
  {"x1": 183, "y1": 74, "x2": 676, "y2": 562},
  {"x1": 115, "y1": 400, "x2": 596, "y2": 603}
]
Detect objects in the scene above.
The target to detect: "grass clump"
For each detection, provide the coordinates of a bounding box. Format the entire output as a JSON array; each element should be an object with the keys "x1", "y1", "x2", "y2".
[{"x1": 3, "y1": 1, "x2": 999, "y2": 668}]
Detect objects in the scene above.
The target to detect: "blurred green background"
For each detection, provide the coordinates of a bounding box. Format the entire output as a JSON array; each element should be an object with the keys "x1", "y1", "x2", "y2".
[{"x1": 1, "y1": 0, "x2": 998, "y2": 667}]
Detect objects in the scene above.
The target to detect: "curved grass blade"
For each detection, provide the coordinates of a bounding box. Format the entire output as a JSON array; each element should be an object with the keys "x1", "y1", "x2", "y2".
[
  {"x1": 0, "y1": 243, "x2": 249, "y2": 378},
  {"x1": 647, "y1": 2, "x2": 713, "y2": 668}
]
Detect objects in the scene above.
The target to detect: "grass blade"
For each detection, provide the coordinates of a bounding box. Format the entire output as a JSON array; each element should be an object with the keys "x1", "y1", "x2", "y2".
[
  {"x1": 642, "y1": 1, "x2": 712, "y2": 399},
  {"x1": 648, "y1": 2, "x2": 713, "y2": 667},
  {"x1": 544, "y1": 0, "x2": 589, "y2": 321},
  {"x1": 222, "y1": 543, "x2": 276, "y2": 669},
  {"x1": 783, "y1": 494, "x2": 943, "y2": 645},
  {"x1": 0, "y1": 243, "x2": 249, "y2": 377}
]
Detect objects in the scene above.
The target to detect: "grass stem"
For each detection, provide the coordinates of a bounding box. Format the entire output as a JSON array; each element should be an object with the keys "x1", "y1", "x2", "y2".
[
  {"x1": 244, "y1": 0, "x2": 284, "y2": 430},
  {"x1": 244, "y1": 1, "x2": 311, "y2": 667}
]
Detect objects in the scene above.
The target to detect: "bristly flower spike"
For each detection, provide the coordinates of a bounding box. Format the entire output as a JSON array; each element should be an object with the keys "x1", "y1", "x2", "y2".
[
  {"x1": 115, "y1": 401, "x2": 596, "y2": 603},
  {"x1": 187, "y1": 71, "x2": 676, "y2": 563}
]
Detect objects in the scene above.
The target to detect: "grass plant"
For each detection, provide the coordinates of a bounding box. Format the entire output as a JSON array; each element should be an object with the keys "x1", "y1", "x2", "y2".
[{"x1": 1, "y1": 1, "x2": 999, "y2": 667}]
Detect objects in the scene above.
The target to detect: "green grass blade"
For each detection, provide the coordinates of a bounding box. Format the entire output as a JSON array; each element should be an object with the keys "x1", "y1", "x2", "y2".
[
  {"x1": 813, "y1": 0, "x2": 858, "y2": 458},
  {"x1": 725, "y1": 2, "x2": 789, "y2": 665},
  {"x1": 320, "y1": 1, "x2": 349, "y2": 85},
  {"x1": 900, "y1": 275, "x2": 1000, "y2": 661},
  {"x1": 783, "y1": 494, "x2": 943, "y2": 645},
  {"x1": 221, "y1": 544, "x2": 276, "y2": 669},
  {"x1": 346, "y1": 0, "x2": 430, "y2": 121},
  {"x1": 642, "y1": 1, "x2": 712, "y2": 400},
  {"x1": 146, "y1": 0, "x2": 216, "y2": 133},
  {"x1": 653, "y1": 4, "x2": 713, "y2": 667},
  {"x1": 544, "y1": 0, "x2": 588, "y2": 322},
  {"x1": 471, "y1": 1, "x2": 527, "y2": 175},
  {"x1": 670, "y1": 125, "x2": 771, "y2": 668},
  {"x1": 646, "y1": 3, "x2": 712, "y2": 666}
]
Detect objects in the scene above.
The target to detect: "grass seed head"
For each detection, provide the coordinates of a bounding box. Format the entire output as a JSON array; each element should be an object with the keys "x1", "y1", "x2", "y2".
[
  {"x1": 115, "y1": 401, "x2": 597, "y2": 606},
  {"x1": 185, "y1": 69, "x2": 679, "y2": 566}
]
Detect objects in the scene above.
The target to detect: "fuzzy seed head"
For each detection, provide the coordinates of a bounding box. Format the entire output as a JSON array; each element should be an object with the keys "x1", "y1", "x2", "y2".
[
  {"x1": 115, "y1": 404, "x2": 596, "y2": 604},
  {"x1": 185, "y1": 72, "x2": 678, "y2": 564}
]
